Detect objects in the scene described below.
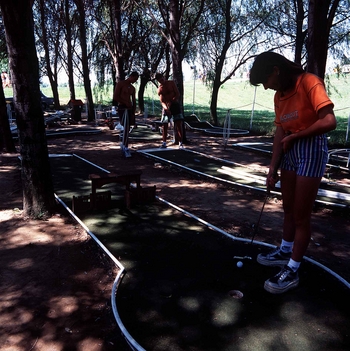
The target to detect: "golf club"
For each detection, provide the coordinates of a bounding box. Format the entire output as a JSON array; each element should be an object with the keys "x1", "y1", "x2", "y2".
[{"x1": 250, "y1": 150, "x2": 284, "y2": 244}]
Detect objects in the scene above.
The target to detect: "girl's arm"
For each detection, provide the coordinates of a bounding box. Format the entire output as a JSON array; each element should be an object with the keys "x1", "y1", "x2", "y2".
[
  {"x1": 281, "y1": 105, "x2": 336, "y2": 151},
  {"x1": 267, "y1": 126, "x2": 285, "y2": 190}
]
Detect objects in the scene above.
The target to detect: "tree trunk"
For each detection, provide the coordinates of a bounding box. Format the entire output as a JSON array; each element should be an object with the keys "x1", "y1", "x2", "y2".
[
  {"x1": 0, "y1": 0, "x2": 56, "y2": 218},
  {"x1": 307, "y1": 0, "x2": 340, "y2": 79},
  {"x1": 209, "y1": 0, "x2": 232, "y2": 126},
  {"x1": 168, "y1": 0, "x2": 184, "y2": 106},
  {"x1": 209, "y1": 56, "x2": 228, "y2": 126},
  {"x1": 158, "y1": 0, "x2": 204, "y2": 142},
  {"x1": 113, "y1": 0, "x2": 125, "y2": 82},
  {"x1": 210, "y1": 86, "x2": 219, "y2": 126},
  {"x1": 65, "y1": 0, "x2": 76, "y2": 100},
  {"x1": 38, "y1": 0, "x2": 60, "y2": 109},
  {"x1": 168, "y1": 0, "x2": 187, "y2": 142},
  {"x1": 138, "y1": 69, "x2": 151, "y2": 114},
  {"x1": 0, "y1": 83, "x2": 16, "y2": 152},
  {"x1": 294, "y1": 0, "x2": 306, "y2": 65},
  {"x1": 75, "y1": 0, "x2": 95, "y2": 121}
]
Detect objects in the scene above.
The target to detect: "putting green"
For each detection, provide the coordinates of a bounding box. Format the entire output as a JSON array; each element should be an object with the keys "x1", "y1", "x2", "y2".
[
  {"x1": 139, "y1": 148, "x2": 350, "y2": 208},
  {"x1": 50, "y1": 154, "x2": 350, "y2": 351}
]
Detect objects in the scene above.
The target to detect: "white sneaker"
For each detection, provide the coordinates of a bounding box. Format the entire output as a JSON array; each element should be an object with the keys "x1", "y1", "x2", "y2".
[
  {"x1": 179, "y1": 142, "x2": 184, "y2": 149},
  {"x1": 115, "y1": 123, "x2": 124, "y2": 131},
  {"x1": 264, "y1": 265, "x2": 299, "y2": 294},
  {"x1": 124, "y1": 147, "x2": 132, "y2": 158}
]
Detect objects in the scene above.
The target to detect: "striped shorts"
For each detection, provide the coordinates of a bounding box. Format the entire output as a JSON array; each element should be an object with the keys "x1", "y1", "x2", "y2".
[{"x1": 281, "y1": 134, "x2": 328, "y2": 177}]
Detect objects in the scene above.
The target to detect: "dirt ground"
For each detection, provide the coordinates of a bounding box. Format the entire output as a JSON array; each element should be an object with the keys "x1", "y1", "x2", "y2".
[{"x1": 1, "y1": 118, "x2": 349, "y2": 351}]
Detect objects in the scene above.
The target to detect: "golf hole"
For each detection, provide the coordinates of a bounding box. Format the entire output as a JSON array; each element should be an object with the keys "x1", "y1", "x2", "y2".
[{"x1": 229, "y1": 290, "x2": 243, "y2": 299}]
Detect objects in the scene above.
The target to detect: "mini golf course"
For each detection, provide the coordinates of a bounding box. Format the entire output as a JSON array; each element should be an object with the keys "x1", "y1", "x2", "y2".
[{"x1": 49, "y1": 153, "x2": 350, "y2": 351}]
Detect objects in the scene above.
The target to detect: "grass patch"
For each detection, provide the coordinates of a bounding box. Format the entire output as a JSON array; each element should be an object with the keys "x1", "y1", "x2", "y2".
[{"x1": 4, "y1": 74, "x2": 350, "y2": 147}]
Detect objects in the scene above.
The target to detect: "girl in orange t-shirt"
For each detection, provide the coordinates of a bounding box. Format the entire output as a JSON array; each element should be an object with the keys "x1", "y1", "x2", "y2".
[{"x1": 249, "y1": 52, "x2": 336, "y2": 294}]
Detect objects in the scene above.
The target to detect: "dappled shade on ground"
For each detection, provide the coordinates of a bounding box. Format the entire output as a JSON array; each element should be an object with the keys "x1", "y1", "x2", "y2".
[{"x1": 49, "y1": 153, "x2": 350, "y2": 351}]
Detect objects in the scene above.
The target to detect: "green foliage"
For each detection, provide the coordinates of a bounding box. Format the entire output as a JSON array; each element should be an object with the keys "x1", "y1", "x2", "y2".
[
  {"x1": 0, "y1": 59, "x2": 9, "y2": 73},
  {"x1": 149, "y1": 74, "x2": 350, "y2": 147},
  {"x1": 32, "y1": 73, "x2": 350, "y2": 147}
]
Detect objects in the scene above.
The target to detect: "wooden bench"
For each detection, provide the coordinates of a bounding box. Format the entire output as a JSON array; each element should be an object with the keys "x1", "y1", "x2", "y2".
[{"x1": 89, "y1": 171, "x2": 142, "y2": 208}]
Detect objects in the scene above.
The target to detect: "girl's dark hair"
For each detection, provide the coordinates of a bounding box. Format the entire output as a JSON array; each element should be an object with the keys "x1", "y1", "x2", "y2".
[
  {"x1": 250, "y1": 51, "x2": 304, "y2": 91},
  {"x1": 155, "y1": 73, "x2": 163, "y2": 80}
]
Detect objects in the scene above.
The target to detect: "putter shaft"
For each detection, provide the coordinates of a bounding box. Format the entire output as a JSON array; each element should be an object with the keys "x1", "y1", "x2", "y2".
[
  {"x1": 250, "y1": 190, "x2": 269, "y2": 244},
  {"x1": 250, "y1": 148, "x2": 285, "y2": 244}
]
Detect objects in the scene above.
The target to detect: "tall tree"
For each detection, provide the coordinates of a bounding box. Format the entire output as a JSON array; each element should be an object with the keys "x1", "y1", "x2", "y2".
[
  {"x1": 36, "y1": 0, "x2": 62, "y2": 109},
  {"x1": 307, "y1": 0, "x2": 341, "y2": 79},
  {"x1": 113, "y1": 0, "x2": 125, "y2": 82},
  {"x1": 74, "y1": 0, "x2": 95, "y2": 121},
  {"x1": 89, "y1": 0, "x2": 138, "y2": 108},
  {"x1": 198, "y1": 0, "x2": 273, "y2": 124},
  {"x1": 123, "y1": 1, "x2": 168, "y2": 113},
  {"x1": 0, "y1": 16, "x2": 16, "y2": 152},
  {"x1": 62, "y1": 0, "x2": 77, "y2": 100},
  {"x1": 91, "y1": 0, "x2": 166, "y2": 112},
  {"x1": 0, "y1": 82, "x2": 16, "y2": 152},
  {"x1": 254, "y1": 0, "x2": 350, "y2": 78},
  {"x1": 156, "y1": 0, "x2": 205, "y2": 107},
  {"x1": 294, "y1": 0, "x2": 306, "y2": 64},
  {"x1": 88, "y1": 0, "x2": 118, "y2": 101},
  {"x1": 0, "y1": 0, "x2": 56, "y2": 218},
  {"x1": 262, "y1": 1, "x2": 307, "y2": 64}
]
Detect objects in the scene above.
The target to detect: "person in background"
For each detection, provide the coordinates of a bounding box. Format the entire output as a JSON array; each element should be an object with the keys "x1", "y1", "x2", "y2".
[
  {"x1": 155, "y1": 73, "x2": 184, "y2": 148},
  {"x1": 249, "y1": 51, "x2": 336, "y2": 294},
  {"x1": 113, "y1": 71, "x2": 139, "y2": 158},
  {"x1": 1, "y1": 71, "x2": 10, "y2": 88}
]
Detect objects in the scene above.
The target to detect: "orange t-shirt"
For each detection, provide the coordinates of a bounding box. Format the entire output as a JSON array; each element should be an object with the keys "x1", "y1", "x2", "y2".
[{"x1": 274, "y1": 73, "x2": 333, "y2": 133}]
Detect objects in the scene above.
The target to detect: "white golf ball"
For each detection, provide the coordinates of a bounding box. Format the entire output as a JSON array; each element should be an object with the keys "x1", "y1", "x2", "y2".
[{"x1": 237, "y1": 261, "x2": 243, "y2": 268}]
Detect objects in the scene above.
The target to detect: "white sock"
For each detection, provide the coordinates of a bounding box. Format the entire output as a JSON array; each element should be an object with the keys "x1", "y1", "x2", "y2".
[
  {"x1": 280, "y1": 239, "x2": 293, "y2": 253},
  {"x1": 287, "y1": 259, "x2": 300, "y2": 272}
]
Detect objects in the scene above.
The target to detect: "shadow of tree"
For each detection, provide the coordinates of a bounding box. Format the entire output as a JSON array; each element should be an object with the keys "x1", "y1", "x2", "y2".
[{"x1": 0, "y1": 211, "x2": 130, "y2": 351}]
